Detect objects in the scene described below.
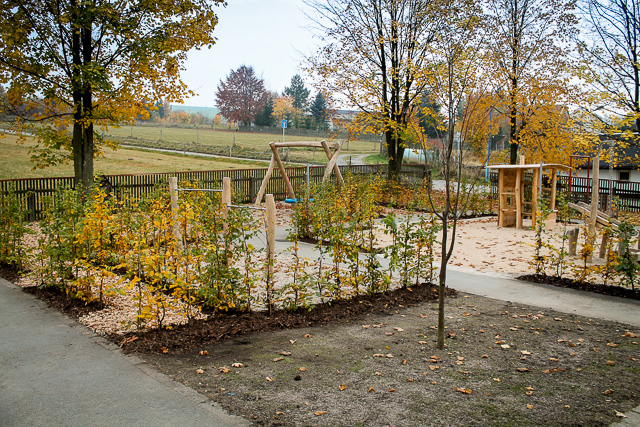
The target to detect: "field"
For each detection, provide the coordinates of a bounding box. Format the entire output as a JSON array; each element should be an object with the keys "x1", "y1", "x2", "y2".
[
  {"x1": 0, "y1": 134, "x2": 270, "y2": 180},
  {"x1": 103, "y1": 124, "x2": 379, "y2": 164}
]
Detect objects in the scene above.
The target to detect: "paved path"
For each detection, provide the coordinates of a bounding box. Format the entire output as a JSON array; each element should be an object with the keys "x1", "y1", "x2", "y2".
[{"x1": 0, "y1": 278, "x2": 249, "y2": 427}]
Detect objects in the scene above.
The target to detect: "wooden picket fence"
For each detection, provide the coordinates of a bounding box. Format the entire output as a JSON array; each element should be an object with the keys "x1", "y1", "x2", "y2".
[{"x1": 0, "y1": 164, "x2": 389, "y2": 221}]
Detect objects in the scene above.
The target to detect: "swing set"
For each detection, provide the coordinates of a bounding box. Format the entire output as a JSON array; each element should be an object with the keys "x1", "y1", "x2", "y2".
[{"x1": 254, "y1": 140, "x2": 345, "y2": 205}]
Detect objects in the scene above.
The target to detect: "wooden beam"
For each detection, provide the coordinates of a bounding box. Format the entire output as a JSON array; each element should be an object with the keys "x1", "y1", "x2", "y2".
[
  {"x1": 270, "y1": 142, "x2": 295, "y2": 200},
  {"x1": 273, "y1": 141, "x2": 340, "y2": 149},
  {"x1": 321, "y1": 139, "x2": 344, "y2": 184},
  {"x1": 550, "y1": 170, "x2": 558, "y2": 211},
  {"x1": 255, "y1": 154, "x2": 275, "y2": 205}
]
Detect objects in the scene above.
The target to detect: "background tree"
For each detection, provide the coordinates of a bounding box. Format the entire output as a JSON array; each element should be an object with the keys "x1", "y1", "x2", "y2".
[
  {"x1": 0, "y1": 0, "x2": 223, "y2": 188},
  {"x1": 578, "y1": 0, "x2": 640, "y2": 142},
  {"x1": 273, "y1": 95, "x2": 304, "y2": 128},
  {"x1": 486, "y1": 0, "x2": 579, "y2": 164},
  {"x1": 310, "y1": 92, "x2": 330, "y2": 130},
  {"x1": 254, "y1": 93, "x2": 275, "y2": 126},
  {"x1": 284, "y1": 75, "x2": 311, "y2": 111},
  {"x1": 215, "y1": 65, "x2": 268, "y2": 126},
  {"x1": 305, "y1": 0, "x2": 443, "y2": 179}
]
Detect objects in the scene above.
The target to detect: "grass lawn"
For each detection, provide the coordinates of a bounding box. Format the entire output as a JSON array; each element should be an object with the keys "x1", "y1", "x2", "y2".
[
  {"x1": 0, "y1": 134, "x2": 270, "y2": 180},
  {"x1": 103, "y1": 124, "x2": 379, "y2": 164}
]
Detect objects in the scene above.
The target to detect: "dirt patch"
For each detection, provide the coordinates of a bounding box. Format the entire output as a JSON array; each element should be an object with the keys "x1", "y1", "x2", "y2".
[
  {"x1": 519, "y1": 274, "x2": 640, "y2": 300},
  {"x1": 117, "y1": 284, "x2": 456, "y2": 354},
  {"x1": 141, "y1": 293, "x2": 640, "y2": 426}
]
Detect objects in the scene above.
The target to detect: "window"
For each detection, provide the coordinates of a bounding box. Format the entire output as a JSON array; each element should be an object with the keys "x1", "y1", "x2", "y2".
[{"x1": 619, "y1": 170, "x2": 630, "y2": 181}]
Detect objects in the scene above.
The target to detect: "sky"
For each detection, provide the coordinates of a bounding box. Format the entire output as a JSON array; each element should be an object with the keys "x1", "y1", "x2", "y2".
[{"x1": 179, "y1": 0, "x2": 320, "y2": 107}]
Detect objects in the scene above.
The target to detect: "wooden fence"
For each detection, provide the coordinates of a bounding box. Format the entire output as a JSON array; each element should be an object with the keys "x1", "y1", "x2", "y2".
[
  {"x1": 488, "y1": 171, "x2": 640, "y2": 212},
  {"x1": 0, "y1": 164, "x2": 390, "y2": 221}
]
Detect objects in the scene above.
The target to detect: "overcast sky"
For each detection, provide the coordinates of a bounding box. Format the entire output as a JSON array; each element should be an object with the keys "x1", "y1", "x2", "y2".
[{"x1": 179, "y1": 0, "x2": 320, "y2": 107}]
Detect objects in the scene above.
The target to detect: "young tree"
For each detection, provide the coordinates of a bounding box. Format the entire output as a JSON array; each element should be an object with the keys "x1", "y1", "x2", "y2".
[
  {"x1": 426, "y1": 0, "x2": 490, "y2": 349},
  {"x1": 0, "y1": 0, "x2": 223, "y2": 188},
  {"x1": 578, "y1": 0, "x2": 640, "y2": 141},
  {"x1": 310, "y1": 92, "x2": 330, "y2": 130},
  {"x1": 284, "y1": 75, "x2": 311, "y2": 111},
  {"x1": 305, "y1": 0, "x2": 444, "y2": 179},
  {"x1": 215, "y1": 65, "x2": 268, "y2": 126},
  {"x1": 486, "y1": 0, "x2": 578, "y2": 163}
]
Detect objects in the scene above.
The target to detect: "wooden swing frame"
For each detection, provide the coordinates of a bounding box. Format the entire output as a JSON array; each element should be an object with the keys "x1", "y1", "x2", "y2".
[{"x1": 254, "y1": 140, "x2": 345, "y2": 205}]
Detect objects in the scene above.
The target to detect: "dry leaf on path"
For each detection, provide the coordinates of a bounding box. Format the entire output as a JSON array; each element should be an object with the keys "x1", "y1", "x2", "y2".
[
  {"x1": 315, "y1": 411, "x2": 327, "y2": 416},
  {"x1": 455, "y1": 387, "x2": 472, "y2": 394}
]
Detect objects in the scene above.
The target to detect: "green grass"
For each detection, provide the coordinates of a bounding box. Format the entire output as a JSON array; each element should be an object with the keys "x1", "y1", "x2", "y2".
[
  {"x1": 0, "y1": 134, "x2": 270, "y2": 180},
  {"x1": 103, "y1": 124, "x2": 378, "y2": 164}
]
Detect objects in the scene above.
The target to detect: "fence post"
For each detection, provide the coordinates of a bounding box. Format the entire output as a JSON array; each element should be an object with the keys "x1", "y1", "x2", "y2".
[
  {"x1": 222, "y1": 177, "x2": 232, "y2": 259},
  {"x1": 27, "y1": 189, "x2": 36, "y2": 222},
  {"x1": 249, "y1": 177, "x2": 256, "y2": 205},
  {"x1": 168, "y1": 177, "x2": 182, "y2": 249}
]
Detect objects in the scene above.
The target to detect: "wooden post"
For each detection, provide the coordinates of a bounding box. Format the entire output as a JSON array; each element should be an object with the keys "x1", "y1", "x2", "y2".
[
  {"x1": 27, "y1": 189, "x2": 36, "y2": 222},
  {"x1": 550, "y1": 168, "x2": 558, "y2": 211},
  {"x1": 249, "y1": 177, "x2": 256, "y2": 204},
  {"x1": 168, "y1": 177, "x2": 182, "y2": 249},
  {"x1": 515, "y1": 168, "x2": 523, "y2": 229},
  {"x1": 222, "y1": 176, "x2": 231, "y2": 231},
  {"x1": 498, "y1": 169, "x2": 505, "y2": 227},
  {"x1": 568, "y1": 228, "x2": 579, "y2": 256},
  {"x1": 599, "y1": 230, "x2": 610, "y2": 259},
  {"x1": 265, "y1": 194, "x2": 276, "y2": 309}
]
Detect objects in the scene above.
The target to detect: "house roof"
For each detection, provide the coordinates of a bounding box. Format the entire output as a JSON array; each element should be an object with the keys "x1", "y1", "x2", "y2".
[{"x1": 575, "y1": 134, "x2": 640, "y2": 170}]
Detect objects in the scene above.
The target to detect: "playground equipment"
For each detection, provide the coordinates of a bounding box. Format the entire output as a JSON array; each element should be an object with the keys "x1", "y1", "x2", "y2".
[
  {"x1": 254, "y1": 140, "x2": 345, "y2": 205},
  {"x1": 487, "y1": 157, "x2": 571, "y2": 229}
]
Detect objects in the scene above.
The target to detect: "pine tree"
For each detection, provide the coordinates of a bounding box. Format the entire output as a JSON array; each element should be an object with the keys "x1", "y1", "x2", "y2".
[
  {"x1": 284, "y1": 75, "x2": 310, "y2": 111},
  {"x1": 310, "y1": 92, "x2": 329, "y2": 130}
]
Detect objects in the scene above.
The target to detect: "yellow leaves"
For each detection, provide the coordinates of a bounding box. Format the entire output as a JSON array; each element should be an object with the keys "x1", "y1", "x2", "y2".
[
  {"x1": 314, "y1": 411, "x2": 327, "y2": 416},
  {"x1": 196, "y1": 368, "x2": 205, "y2": 374},
  {"x1": 606, "y1": 360, "x2": 616, "y2": 366},
  {"x1": 455, "y1": 387, "x2": 472, "y2": 395},
  {"x1": 199, "y1": 350, "x2": 209, "y2": 356},
  {"x1": 338, "y1": 384, "x2": 347, "y2": 391}
]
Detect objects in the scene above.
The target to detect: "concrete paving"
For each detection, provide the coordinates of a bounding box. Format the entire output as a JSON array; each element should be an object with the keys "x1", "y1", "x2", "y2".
[{"x1": 0, "y1": 278, "x2": 249, "y2": 427}]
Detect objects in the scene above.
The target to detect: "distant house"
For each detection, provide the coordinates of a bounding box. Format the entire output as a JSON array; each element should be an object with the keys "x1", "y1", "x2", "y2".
[{"x1": 574, "y1": 136, "x2": 640, "y2": 183}]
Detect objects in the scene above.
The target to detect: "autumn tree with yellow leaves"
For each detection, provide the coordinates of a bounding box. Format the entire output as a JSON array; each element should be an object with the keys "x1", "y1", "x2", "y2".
[
  {"x1": 0, "y1": 0, "x2": 224, "y2": 188},
  {"x1": 485, "y1": 0, "x2": 579, "y2": 164},
  {"x1": 304, "y1": 0, "x2": 445, "y2": 179}
]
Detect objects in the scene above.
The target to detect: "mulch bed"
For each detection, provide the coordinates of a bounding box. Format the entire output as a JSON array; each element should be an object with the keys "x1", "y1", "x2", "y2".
[{"x1": 518, "y1": 273, "x2": 640, "y2": 300}]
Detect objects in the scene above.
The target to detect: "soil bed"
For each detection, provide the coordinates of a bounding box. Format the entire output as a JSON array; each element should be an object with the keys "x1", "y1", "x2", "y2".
[
  {"x1": 518, "y1": 274, "x2": 640, "y2": 300},
  {"x1": 141, "y1": 292, "x2": 640, "y2": 427}
]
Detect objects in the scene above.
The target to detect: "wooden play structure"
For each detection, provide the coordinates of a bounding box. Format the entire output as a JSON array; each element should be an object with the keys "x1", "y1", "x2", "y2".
[
  {"x1": 487, "y1": 157, "x2": 571, "y2": 229},
  {"x1": 254, "y1": 140, "x2": 345, "y2": 205}
]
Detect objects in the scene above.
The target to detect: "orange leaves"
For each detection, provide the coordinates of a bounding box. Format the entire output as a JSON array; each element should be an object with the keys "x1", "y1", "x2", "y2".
[
  {"x1": 338, "y1": 384, "x2": 347, "y2": 391},
  {"x1": 455, "y1": 387, "x2": 472, "y2": 395}
]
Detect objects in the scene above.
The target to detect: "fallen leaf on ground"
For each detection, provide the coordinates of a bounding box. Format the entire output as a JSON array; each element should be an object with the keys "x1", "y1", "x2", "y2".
[
  {"x1": 516, "y1": 368, "x2": 530, "y2": 372},
  {"x1": 265, "y1": 377, "x2": 274, "y2": 381},
  {"x1": 299, "y1": 367, "x2": 307, "y2": 372},
  {"x1": 615, "y1": 410, "x2": 628, "y2": 418},
  {"x1": 606, "y1": 360, "x2": 616, "y2": 366},
  {"x1": 273, "y1": 357, "x2": 284, "y2": 362},
  {"x1": 199, "y1": 350, "x2": 209, "y2": 356},
  {"x1": 455, "y1": 387, "x2": 472, "y2": 395},
  {"x1": 161, "y1": 347, "x2": 169, "y2": 354},
  {"x1": 231, "y1": 362, "x2": 244, "y2": 368},
  {"x1": 280, "y1": 351, "x2": 292, "y2": 356},
  {"x1": 622, "y1": 332, "x2": 638, "y2": 338},
  {"x1": 603, "y1": 389, "x2": 613, "y2": 395},
  {"x1": 304, "y1": 334, "x2": 313, "y2": 338},
  {"x1": 289, "y1": 340, "x2": 297, "y2": 344},
  {"x1": 388, "y1": 388, "x2": 396, "y2": 392},
  {"x1": 521, "y1": 351, "x2": 532, "y2": 355},
  {"x1": 394, "y1": 327, "x2": 405, "y2": 332},
  {"x1": 607, "y1": 343, "x2": 618, "y2": 348},
  {"x1": 196, "y1": 368, "x2": 205, "y2": 374},
  {"x1": 368, "y1": 387, "x2": 375, "y2": 392},
  {"x1": 339, "y1": 384, "x2": 347, "y2": 391},
  {"x1": 315, "y1": 411, "x2": 327, "y2": 416},
  {"x1": 219, "y1": 366, "x2": 230, "y2": 373},
  {"x1": 526, "y1": 404, "x2": 535, "y2": 410}
]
